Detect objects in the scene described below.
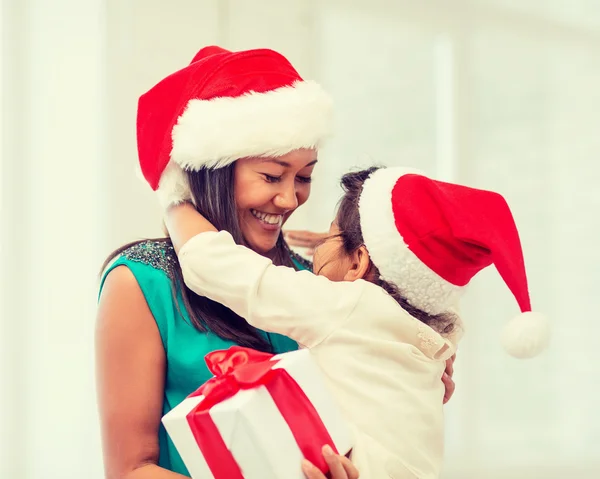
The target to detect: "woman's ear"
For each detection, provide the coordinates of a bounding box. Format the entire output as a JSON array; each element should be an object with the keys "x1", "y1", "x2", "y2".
[{"x1": 343, "y1": 245, "x2": 371, "y2": 281}]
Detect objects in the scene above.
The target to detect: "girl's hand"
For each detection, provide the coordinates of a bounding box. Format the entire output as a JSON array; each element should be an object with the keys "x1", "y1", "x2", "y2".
[
  {"x1": 442, "y1": 354, "x2": 456, "y2": 404},
  {"x1": 301, "y1": 445, "x2": 359, "y2": 479},
  {"x1": 284, "y1": 230, "x2": 329, "y2": 256}
]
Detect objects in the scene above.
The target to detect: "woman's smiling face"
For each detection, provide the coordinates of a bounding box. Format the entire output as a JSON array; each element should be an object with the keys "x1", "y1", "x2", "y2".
[{"x1": 234, "y1": 148, "x2": 318, "y2": 255}]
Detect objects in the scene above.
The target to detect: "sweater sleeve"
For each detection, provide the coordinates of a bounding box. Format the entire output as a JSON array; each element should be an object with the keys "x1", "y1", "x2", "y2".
[{"x1": 178, "y1": 231, "x2": 366, "y2": 348}]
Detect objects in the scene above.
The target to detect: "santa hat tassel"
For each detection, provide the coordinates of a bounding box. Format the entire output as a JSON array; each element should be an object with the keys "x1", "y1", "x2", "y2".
[{"x1": 501, "y1": 311, "x2": 550, "y2": 359}]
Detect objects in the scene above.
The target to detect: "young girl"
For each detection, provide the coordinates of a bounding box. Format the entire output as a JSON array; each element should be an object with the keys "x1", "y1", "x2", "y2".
[{"x1": 165, "y1": 166, "x2": 549, "y2": 479}]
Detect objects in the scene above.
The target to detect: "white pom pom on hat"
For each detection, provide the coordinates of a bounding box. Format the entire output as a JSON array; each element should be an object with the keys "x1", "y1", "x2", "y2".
[
  {"x1": 501, "y1": 311, "x2": 551, "y2": 359},
  {"x1": 358, "y1": 167, "x2": 550, "y2": 358}
]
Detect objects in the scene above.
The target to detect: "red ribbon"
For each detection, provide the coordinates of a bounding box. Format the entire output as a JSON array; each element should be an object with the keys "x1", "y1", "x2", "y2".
[{"x1": 186, "y1": 346, "x2": 338, "y2": 478}]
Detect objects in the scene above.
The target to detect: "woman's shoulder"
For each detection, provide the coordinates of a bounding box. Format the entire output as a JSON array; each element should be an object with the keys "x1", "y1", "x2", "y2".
[
  {"x1": 107, "y1": 239, "x2": 178, "y2": 278},
  {"x1": 99, "y1": 239, "x2": 179, "y2": 310},
  {"x1": 287, "y1": 247, "x2": 313, "y2": 271},
  {"x1": 99, "y1": 239, "x2": 182, "y2": 348}
]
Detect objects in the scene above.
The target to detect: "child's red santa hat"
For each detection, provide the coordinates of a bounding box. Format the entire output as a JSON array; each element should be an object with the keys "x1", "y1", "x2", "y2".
[
  {"x1": 359, "y1": 167, "x2": 550, "y2": 359},
  {"x1": 136, "y1": 46, "x2": 333, "y2": 206}
]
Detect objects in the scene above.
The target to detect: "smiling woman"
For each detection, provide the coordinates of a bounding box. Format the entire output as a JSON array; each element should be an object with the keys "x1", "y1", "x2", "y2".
[
  {"x1": 95, "y1": 46, "x2": 360, "y2": 479},
  {"x1": 234, "y1": 151, "x2": 317, "y2": 254}
]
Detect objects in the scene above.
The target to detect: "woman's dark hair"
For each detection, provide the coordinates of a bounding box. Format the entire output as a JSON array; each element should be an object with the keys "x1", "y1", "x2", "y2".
[
  {"x1": 102, "y1": 164, "x2": 295, "y2": 352},
  {"x1": 334, "y1": 167, "x2": 456, "y2": 336}
]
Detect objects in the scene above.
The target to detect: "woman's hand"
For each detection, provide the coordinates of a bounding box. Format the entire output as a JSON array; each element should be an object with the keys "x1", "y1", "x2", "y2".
[
  {"x1": 442, "y1": 354, "x2": 456, "y2": 404},
  {"x1": 284, "y1": 230, "x2": 329, "y2": 256},
  {"x1": 301, "y1": 445, "x2": 359, "y2": 479}
]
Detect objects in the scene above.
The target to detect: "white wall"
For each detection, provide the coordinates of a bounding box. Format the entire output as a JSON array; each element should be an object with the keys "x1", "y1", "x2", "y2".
[
  {"x1": 1, "y1": 1, "x2": 599, "y2": 478},
  {"x1": 1, "y1": 0, "x2": 107, "y2": 477}
]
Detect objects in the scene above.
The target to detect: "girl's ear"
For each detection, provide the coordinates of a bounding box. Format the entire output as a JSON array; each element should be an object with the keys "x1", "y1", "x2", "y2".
[{"x1": 343, "y1": 245, "x2": 371, "y2": 281}]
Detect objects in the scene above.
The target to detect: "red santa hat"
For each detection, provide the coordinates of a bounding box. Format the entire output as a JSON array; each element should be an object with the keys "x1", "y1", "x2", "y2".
[
  {"x1": 136, "y1": 46, "x2": 333, "y2": 206},
  {"x1": 359, "y1": 167, "x2": 550, "y2": 359}
]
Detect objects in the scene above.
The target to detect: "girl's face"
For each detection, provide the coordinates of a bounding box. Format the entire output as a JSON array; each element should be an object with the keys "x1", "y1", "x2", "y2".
[
  {"x1": 234, "y1": 148, "x2": 317, "y2": 255},
  {"x1": 312, "y1": 222, "x2": 354, "y2": 282}
]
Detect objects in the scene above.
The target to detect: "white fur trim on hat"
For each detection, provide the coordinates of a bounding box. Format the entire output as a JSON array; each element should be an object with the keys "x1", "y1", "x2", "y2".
[
  {"x1": 156, "y1": 162, "x2": 192, "y2": 208},
  {"x1": 170, "y1": 80, "x2": 333, "y2": 170},
  {"x1": 359, "y1": 167, "x2": 465, "y2": 315}
]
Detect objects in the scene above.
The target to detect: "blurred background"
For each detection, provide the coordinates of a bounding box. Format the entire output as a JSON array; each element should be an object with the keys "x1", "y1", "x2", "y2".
[{"x1": 1, "y1": 0, "x2": 599, "y2": 477}]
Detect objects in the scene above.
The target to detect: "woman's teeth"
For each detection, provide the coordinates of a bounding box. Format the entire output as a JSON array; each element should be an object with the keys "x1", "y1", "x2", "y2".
[{"x1": 251, "y1": 209, "x2": 283, "y2": 226}]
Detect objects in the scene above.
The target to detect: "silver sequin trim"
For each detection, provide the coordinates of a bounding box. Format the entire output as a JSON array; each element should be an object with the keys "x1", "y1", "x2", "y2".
[
  {"x1": 288, "y1": 247, "x2": 313, "y2": 271},
  {"x1": 122, "y1": 240, "x2": 178, "y2": 277}
]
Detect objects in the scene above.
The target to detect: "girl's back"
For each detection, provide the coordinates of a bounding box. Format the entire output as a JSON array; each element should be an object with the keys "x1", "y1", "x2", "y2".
[{"x1": 309, "y1": 280, "x2": 455, "y2": 478}]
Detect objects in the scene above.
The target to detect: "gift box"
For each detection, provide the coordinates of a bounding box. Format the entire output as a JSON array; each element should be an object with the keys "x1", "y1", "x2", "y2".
[{"x1": 162, "y1": 347, "x2": 353, "y2": 479}]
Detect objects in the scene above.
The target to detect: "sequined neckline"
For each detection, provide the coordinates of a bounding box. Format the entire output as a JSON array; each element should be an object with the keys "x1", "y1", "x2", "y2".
[
  {"x1": 286, "y1": 245, "x2": 313, "y2": 271},
  {"x1": 122, "y1": 240, "x2": 178, "y2": 278},
  {"x1": 121, "y1": 239, "x2": 310, "y2": 276}
]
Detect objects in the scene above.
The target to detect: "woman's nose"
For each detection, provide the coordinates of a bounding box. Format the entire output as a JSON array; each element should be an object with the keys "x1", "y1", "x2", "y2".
[{"x1": 274, "y1": 183, "x2": 299, "y2": 211}]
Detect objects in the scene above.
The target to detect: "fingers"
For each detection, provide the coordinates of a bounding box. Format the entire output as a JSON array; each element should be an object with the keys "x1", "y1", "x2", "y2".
[
  {"x1": 301, "y1": 459, "x2": 326, "y2": 479},
  {"x1": 443, "y1": 353, "x2": 456, "y2": 403},
  {"x1": 284, "y1": 230, "x2": 328, "y2": 248},
  {"x1": 445, "y1": 355, "x2": 455, "y2": 378},
  {"x1": 301, "y1": 446, "x2": 359, "y2": 479},
  {"x1": 442, "y1": 372, "x2": 455, "y2": 404},
  {"x1": 285, "y1": 230, "x2": 323, "y2": 240},
  {"x1": 338, "y1": 454, "x2": 360, "y2": 479},
  {"x1": 285, "y1": 238, "x2": 316, "y2": 249},
  {"x1": 322, "y1": 445, "x2": 348, "y2": 479}
]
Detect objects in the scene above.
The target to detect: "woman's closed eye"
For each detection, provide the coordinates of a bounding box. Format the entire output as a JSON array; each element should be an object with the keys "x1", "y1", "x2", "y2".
[
  {"x1": 262, "y1": 173, "x2": 312, "y2": 184},
  {"x1": 263, "y1": 173, "x2": 282, "y2": 183},
  {"x1": 296, "y1": 175, "x2": 312, "y2": 184}
]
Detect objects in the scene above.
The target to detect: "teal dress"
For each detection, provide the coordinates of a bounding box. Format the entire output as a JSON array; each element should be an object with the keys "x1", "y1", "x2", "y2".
[{"x1": 99, "y1": 240, "x2": 310, "y2": 476}]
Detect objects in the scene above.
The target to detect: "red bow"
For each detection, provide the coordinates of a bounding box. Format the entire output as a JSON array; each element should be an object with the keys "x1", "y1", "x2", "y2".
[
  {"x1": 190, "y1": 347, "x2": 276, "y2": 409},
  {"x1": 186, "y1": 346, "x2": 338, "y2": 478}
]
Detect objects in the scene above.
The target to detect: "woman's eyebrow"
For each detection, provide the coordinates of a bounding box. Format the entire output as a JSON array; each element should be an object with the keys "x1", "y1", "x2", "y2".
[{"x1": 260, "y1": 158, "x2": 319, "y2": 168}]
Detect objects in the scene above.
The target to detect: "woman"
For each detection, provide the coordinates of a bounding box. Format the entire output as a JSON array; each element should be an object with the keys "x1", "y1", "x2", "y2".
[{"x1": 96, "y1": 46, "x2": 455, "y2": 479}]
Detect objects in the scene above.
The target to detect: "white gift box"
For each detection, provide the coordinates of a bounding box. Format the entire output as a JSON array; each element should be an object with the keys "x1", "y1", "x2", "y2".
[{"x1": 162, "y1": 348, "x2": 353, "y2": 479}]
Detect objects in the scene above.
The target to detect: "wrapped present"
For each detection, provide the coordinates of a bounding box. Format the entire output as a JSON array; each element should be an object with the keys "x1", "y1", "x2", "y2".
[{"x1": 162, "y1": 346, "x2": 353, "y2": 479}]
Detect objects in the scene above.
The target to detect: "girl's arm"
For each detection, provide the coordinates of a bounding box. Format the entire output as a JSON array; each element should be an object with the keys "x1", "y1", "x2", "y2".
[
  {"x1": 165, "y1": 203, "x2": 366, "y2": 349},
  {"x1": 165, "y1": 202, "x2": 216, "y2": 254}
]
